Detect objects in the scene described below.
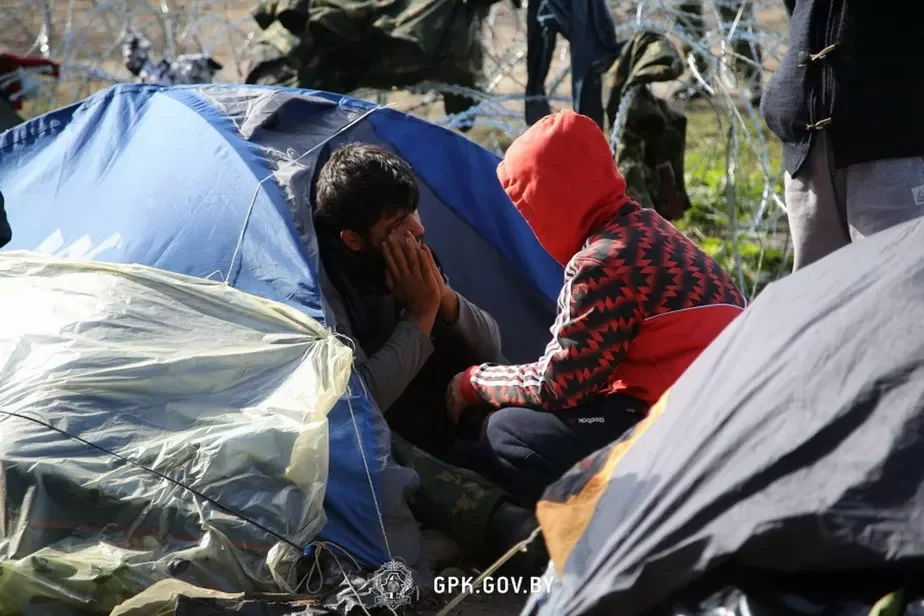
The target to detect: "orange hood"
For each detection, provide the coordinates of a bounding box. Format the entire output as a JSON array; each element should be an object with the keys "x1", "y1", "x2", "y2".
[{"x1": 497, "y1": 110, "x2": 635, "y2": 266}]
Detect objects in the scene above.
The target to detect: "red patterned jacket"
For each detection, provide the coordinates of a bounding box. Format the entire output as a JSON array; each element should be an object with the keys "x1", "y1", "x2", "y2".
[{"x1": 459, "y1": 110, "x2": 746, "y2": 411}]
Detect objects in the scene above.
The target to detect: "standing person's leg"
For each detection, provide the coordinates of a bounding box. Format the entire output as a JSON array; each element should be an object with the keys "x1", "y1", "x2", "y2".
[
  {"x1": 525, "y1": 0, "x2": 555, "y2": 125},
  {"x1": 677, "y1": 1, "x2": 706, "y2": 66},
  {"x1": 478, "y1": 395, "x2": 646, "y2": 503},
  {"x1": 674, "y1": 1, "x2": 712, "y2": 101},
  {"x1": 784, "y1": 133, "x2": 851, "y2": 271},
  {"x1": 738, "y1": 1, "x2": 763, "y2": 86},
  {"x1": 719, "y1": 0, "x2": 762, "y2": 101},
  {"x1": 844, "y1": 156, "x2": 924, "y2": 240}
]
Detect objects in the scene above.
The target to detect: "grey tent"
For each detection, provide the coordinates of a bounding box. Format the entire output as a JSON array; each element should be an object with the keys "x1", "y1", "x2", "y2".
[{"x1": 526, "y1": 216, "x2": 924, "y2": 615}]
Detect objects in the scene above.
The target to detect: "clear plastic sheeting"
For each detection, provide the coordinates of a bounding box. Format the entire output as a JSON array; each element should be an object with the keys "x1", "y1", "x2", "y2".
[
  {"x1": 109, "y1": 579, "x2": 328, "y2": 616},
  {"x1": 0, "y1": 252, "x2": 353, "y2": 615}
]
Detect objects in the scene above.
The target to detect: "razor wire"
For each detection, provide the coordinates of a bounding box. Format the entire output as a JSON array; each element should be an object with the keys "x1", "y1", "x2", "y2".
[{"x1": 0, "y1": 0, "x2": 791, "y2": 295}]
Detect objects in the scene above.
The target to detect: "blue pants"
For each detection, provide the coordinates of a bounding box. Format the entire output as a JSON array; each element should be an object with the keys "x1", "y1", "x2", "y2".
[
  {"x1": 445, "y1": 395, "x2": 645, "y2": 503},
  {"x1": 525, "y1": 0, "x2": 623, "y2": 128}
]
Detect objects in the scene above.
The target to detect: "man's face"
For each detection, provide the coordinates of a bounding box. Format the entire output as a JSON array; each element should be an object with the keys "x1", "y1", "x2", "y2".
[{"x1": 364, "y1": 210, "x2": 425, "y2": 252}]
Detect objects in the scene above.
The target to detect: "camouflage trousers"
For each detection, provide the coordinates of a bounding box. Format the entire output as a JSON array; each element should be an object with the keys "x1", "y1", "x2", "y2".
[
  {"x1": 613, "y1": 89, "x2": 691, "y2": 221},
  {"x1": 391, "y1": 434, "x2": 508, "y2": 547}
]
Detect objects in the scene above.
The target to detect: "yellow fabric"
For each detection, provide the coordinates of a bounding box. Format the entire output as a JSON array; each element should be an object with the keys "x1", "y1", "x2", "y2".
[
  {"x1": 868, "y1": 590, "x2": 905, "y2": 616},
  {"x1": 536, "y1": 389, "x2": 672, "y2": 577}
]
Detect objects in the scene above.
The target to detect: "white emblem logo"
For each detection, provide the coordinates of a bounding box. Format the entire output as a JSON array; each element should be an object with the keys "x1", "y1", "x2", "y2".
[
  {"x1": 371, "y1": 560, "x2": 417, "y2": 609},
  {"x1": 912, "y1": 185, "x2": 924, "y2": 207},
  {"x1": 576, "y1": 416, "x2": 606, "y2": 424}
]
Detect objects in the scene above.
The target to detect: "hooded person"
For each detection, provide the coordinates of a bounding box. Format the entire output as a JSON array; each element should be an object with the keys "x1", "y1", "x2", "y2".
[{"x1": 444, "y1": 110, "x2": 747, "y2": 503}]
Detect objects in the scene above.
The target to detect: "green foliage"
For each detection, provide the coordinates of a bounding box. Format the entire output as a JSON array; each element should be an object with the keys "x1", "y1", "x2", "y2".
[{"x1": 674, "y1": 105, "x2": 791, "y2": 298}]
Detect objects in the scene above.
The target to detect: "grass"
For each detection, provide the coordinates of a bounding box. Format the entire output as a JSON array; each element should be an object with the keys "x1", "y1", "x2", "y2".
[{"x1": 676, "y1": 104, "x2": 790, "y2": 297}]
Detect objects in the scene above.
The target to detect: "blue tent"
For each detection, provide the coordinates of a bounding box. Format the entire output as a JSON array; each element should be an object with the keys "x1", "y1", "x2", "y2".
[{"x1": 0, "y1": 84, "x2": 562, "y2": 568}]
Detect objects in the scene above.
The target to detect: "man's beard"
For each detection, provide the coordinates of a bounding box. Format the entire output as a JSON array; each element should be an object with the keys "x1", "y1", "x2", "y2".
[{"x1": 314, "y1": 218, "x2": 390, "y2": 295}]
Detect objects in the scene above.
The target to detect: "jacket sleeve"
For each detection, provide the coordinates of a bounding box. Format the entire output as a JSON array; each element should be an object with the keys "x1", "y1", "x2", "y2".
[
  {"x1": 459, "y1": 256, "x2": 640, "y2": 411},
  {"x1": 355, "y1": 321, "x2": 435, "y2": 412},
  {"x1": 436, "y1": 292, "x2": 504, "y2": 364},
  {"x1": 319, "y1": 267, "x2": 434, "y2": 413}
]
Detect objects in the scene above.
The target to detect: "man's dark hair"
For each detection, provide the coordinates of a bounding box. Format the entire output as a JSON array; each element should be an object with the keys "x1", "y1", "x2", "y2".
[{"x1": 314, "y1": 143, "x2": 419, "y2": 236}]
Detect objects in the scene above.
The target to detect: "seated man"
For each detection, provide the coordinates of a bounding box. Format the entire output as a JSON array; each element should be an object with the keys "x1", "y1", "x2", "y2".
[
  {"x1": 446, "y1": 110, "x2": 747, "y2": 502},
  {"x1": 312, "y1": 143, "x2": 544, "y2": 572}
]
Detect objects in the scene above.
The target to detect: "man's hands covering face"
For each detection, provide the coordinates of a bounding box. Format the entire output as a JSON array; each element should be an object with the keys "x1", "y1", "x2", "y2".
[{"x1": 382, "y1": 230, "x2": 443, "y2": 334}]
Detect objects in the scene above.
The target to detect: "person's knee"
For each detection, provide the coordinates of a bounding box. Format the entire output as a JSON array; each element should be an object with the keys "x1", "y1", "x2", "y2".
[
  {"x1": 482, "y1": 406, "x2": 575, "y2": 470},
  {"x1": 482, "y1": 407, "x2": 532, "y2": 454},
  {"x1": 480, "y1": 409, "x2": 553, "y2": 501}
]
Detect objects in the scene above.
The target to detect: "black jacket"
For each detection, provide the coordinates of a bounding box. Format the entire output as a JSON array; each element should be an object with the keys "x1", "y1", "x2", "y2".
[
  {"x1": 0, "y1": 190, "x2": 10, "y2": 249},
  {"x1": 761, "y1": 1, "x2": 924, "y2": 176}
]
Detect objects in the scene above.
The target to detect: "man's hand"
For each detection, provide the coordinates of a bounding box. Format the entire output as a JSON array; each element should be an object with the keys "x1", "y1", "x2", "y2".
[
  {"x1": 446, "y1": 372, "x2": 468, "y2": 424},
  {"x1": 424, "y1": 244, "x2": 461, "y2": 324},
  {"x1": 383, "y1": 231, "x2": 442, "y2": 335}
]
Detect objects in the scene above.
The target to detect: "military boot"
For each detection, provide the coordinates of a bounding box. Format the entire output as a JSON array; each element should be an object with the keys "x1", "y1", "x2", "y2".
[
  {"x1": 485, "y1": 500, "x2": 549, "y2": 578},
  {"x1": 392, "y1": 434, "x2": 549, "y2": 575}
]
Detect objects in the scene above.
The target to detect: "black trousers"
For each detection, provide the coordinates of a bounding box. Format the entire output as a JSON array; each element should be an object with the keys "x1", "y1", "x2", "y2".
[{"x1": 444, "y1": 394, "x2": 646, "y2": 504}]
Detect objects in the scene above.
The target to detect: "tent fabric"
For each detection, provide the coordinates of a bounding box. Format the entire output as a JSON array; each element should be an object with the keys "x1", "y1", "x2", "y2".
[
  {"x1": 0, "y1": 84, "x2": 562, "y2": 573},
  {"x1": 0, "y1": 252, "x2": 351, "y2": 614},
  {"x1": 525, "y1": 216, "x2": 924, "y2": 616}
]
